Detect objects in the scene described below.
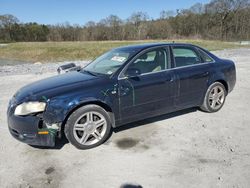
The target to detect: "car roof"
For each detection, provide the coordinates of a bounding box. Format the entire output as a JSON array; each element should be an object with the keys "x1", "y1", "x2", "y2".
[{"x1": 114, "y1": 42, "x2": 196, "y2": 51}]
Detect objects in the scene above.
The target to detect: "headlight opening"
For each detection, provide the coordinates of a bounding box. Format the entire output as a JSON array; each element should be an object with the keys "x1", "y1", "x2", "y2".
[{"x1": 14, "y1": 102, "x2": 46, "y2": 116}]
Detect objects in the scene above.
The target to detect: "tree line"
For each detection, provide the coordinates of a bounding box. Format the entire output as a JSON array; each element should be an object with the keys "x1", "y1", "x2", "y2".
[{"x1": 0, "y1": 0, "x2": 250, "y2": 42}]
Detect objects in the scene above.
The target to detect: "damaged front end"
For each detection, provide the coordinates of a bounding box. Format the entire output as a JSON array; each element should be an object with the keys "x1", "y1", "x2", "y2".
[
  {"x1": 7, "y1": 63, "x2": 101, "y2": 147},
  {"x1": 7, "y1": 98, "x2": 61, "y2": 147}
]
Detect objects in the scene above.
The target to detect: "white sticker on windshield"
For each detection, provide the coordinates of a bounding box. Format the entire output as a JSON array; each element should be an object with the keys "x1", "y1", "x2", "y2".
[
  {"x1": 107, "y1": 71, "x2": 113, "y2": 75},
  {"x1": 111, "y1": 56, "x2": 126, "y2": 62}
]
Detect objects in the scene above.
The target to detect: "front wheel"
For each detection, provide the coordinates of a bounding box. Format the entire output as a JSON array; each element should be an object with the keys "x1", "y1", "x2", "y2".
[
  {"x1": 64, "y1": 105, "x2": 112, "y2": 149},
  {"x1": 200, "y1": 82, "x2": 227, "y2": 113}
]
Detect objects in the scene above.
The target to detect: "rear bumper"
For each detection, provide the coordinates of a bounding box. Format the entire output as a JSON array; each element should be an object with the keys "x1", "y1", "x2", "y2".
[
  {"x1": 226, "y1": 60, "x2": 237, "y2": 93},
  {"x1": 229, "y1": 68, "x2": 236, "y2": 93},
  {"x1": 7, "y1": 109, "x2": 56, "y2": 147}
]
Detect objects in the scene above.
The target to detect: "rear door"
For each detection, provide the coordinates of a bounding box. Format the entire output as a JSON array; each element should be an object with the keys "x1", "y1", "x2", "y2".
[{"x1": 171, "y1": 45, "x2": 211, "y2": 108}]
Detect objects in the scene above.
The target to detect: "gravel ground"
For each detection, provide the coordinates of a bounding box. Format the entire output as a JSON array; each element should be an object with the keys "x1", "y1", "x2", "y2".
[
  {"x1": 0, "y1": 48, "x2": 250, "y2": 188},
  {"x1": 0, "y1": 61, "x2": 89, "y2": 76}
]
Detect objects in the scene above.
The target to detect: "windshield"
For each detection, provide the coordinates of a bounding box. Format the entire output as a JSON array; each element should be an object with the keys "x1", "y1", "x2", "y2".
[{"x1": 83, "y1": 49, "x2": 138, "y2": 75}]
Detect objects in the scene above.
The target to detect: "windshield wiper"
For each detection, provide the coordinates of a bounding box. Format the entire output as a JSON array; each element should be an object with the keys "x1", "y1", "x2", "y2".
[
  {"x1": 83, "y1": 69, "x2": 109, "y2": 77},
  {"x1": 83, "y1": 69, "x2": 98, "y2": 76}
]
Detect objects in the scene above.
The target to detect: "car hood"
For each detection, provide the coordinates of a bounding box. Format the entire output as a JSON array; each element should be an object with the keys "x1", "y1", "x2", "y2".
[{"x1": 13, "y1": 71, "x2": 99, "y2": 102}]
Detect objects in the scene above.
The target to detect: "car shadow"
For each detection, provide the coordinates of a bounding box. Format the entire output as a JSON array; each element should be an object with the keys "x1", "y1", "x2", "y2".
[
  {"x1": 28, "y1": 134, "x2": 69, "y2": 150},
  {"x1": 30, "y1": 107, "x2": 198, "y2": 150},
  {"x1": 113, "y1": 107, "x2": 198, "y2": 133}
]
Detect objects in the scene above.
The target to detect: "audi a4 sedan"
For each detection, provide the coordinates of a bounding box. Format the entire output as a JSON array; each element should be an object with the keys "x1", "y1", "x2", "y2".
[{"x1": 7, "y1": 43, "x2": 236, "y2": 149}]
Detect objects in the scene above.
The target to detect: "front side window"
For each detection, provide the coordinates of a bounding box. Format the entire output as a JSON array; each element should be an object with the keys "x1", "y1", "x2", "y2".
[
  {"x1": 173, "y1": 47, "x2": 202, "y2": 68},
  {"x1": 125, "y1": 48, "x2": 168, "y2": 76}
]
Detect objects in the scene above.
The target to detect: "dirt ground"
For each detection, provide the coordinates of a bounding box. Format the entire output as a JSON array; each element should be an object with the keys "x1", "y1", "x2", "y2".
[{"x1": 0, "y1": 48, "x2": 250, "y2": 188}]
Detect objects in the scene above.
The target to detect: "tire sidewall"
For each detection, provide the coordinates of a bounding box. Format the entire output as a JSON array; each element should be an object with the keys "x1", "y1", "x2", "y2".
[
  {"x1": 65, "y1": 105, "x2": 112, "y2": 150},
  {"x1": 204, "y1": 82, "x2": 227, "y2": 113}
]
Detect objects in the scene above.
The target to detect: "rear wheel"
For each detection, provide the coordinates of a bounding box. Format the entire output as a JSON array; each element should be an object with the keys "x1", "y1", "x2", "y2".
[
  {"x1": 64, "y1": 105, "x2": 112, "y2": 149},
  {"x1": 200, "y1": 82, "x2": 227, "y2": 113}
]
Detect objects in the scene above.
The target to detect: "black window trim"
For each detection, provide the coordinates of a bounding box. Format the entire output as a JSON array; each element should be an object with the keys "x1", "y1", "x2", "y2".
[{"x1": 195, "y1": 47, "x2": 215, "y2": 63}]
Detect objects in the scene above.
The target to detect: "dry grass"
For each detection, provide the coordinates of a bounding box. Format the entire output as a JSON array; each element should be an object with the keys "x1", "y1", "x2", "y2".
[{"x1": 0, "y1": 40, "x2": 246, "y2": 63}]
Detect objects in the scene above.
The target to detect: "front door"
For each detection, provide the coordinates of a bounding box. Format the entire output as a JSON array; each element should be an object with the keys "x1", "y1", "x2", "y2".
[{"x1": 118, "y1": 47, "x2": 175, "y2": 123}]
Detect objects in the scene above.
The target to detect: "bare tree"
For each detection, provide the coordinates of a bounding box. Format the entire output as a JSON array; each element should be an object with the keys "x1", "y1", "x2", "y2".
[
  {"x1": 1, "y1": 0, "x2": 250, "y2": 42},
  {"x1": 160, "y1": 10, "x2": 175, "y2": 19},
  {"x1": 128, "y1": 12, "x2": 149, "y2": 39}
]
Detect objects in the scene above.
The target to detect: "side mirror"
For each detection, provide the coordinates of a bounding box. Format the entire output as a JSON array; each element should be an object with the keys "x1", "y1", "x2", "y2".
[
  {"x1": 126, "y1": 68, "x2": 141, "y2": 77},
  {"x1": 57, "y1": 63, "x2": 82, "y2": 74}
]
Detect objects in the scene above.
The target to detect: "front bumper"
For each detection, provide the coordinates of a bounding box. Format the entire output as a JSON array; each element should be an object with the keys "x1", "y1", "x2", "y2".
[{"x1": 7, "y1": 103, "x2": 56, "y2": 147}]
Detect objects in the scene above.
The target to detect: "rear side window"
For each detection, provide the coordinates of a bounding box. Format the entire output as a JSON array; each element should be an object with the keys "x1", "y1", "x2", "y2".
[
  {"x1": 198, "y1": 49, "x2": 214, "y2": 62},
  {"x1": 173, "y1": 47, "x2": 202, "y2": 68}
]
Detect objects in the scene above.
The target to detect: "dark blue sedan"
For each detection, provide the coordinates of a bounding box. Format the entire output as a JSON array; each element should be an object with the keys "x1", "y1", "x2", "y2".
[{"x1": 7, "y1": 43, "x2": 236, "y2": 149}]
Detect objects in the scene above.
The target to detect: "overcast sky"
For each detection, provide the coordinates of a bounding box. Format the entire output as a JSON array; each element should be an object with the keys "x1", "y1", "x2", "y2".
[{"x1": 0, "y1": 0, "x2": 210, "y2": 25}]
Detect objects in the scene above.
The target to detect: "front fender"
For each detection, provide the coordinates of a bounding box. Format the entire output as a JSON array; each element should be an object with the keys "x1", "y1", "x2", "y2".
[
  {"x1": 44, "y1": 97, "x2": 94, "y2": 124},
  {"x1": 42, "y1": 89, "x2": 113, "y2": 125}
]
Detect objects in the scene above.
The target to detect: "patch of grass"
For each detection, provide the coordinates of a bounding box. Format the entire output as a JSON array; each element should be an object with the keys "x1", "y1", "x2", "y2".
[{"x1": 0, "y1": 40, "x2": 247, "y2": 63}]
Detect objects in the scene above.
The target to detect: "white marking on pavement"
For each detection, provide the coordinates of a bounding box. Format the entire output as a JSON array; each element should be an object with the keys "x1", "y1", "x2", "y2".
[{"x1": 0, "y1": 126, "x2": 8, "y2": 131}]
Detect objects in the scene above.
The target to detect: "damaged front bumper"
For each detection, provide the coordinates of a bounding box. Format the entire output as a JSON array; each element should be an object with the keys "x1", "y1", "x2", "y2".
[{"x1": 7, "y1": 103, "x2": 60, "y2": 147}]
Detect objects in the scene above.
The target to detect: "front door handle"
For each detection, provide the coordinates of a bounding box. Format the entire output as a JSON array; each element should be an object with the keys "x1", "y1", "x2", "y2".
[
  {"x1": 202, "y1": 71, "x2": 209, "y2": 76},
  {"x1": 165, "y1": 77, "x2": 174, "y2": 82}
]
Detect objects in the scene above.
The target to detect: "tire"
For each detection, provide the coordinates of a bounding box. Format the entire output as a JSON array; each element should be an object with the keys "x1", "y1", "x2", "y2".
[
  {"x1": 200, "y1": 82, "x2": 227, "y2": 113},
  {"x1": 64, "y1": 104, "x2": 112, "y2": 150}
]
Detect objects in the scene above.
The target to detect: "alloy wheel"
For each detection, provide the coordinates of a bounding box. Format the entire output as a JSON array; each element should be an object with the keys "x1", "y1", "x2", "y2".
[
  {"x1": 208, "y1": 85, "x2": 225, "y2": 110},
  {"x1": 73, "y1": 111, "x2": 107, "y2": 146}
]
